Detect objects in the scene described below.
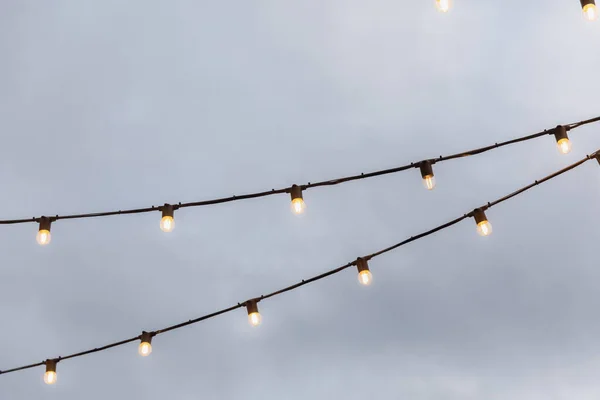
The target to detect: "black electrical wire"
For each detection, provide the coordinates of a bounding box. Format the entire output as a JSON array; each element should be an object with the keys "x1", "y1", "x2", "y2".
[
  {"x1": 567, "y1": 116, "x2": 600, "y2": 130},
  {"x1": 0, "y1": 116, "x2": 597, "y2": 225},
  {"x1": 487, "y1": 156, "x2": 592, "y2": 208},
  {"x1": 2, "y1": 150, "x2": 598, "y2": 377}
]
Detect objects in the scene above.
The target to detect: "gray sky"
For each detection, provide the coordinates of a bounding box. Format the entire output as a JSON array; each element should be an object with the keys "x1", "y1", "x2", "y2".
[{"x1": 1, "y1": 1, "x2": 600, "y2": 399}]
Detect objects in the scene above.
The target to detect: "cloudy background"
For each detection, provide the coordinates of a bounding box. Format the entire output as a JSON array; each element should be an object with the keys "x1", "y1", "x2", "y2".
[{"x1": 1, "y1": 1, "x2": 599, "y2": 399}]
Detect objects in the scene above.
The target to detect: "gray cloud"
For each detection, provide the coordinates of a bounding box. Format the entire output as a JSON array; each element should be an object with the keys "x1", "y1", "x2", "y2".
[{"x1": 1, "y1": 0, "x2": 600, "y2": 399}]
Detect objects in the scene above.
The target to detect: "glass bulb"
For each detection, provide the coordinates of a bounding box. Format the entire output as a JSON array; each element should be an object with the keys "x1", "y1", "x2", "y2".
[
  {"x1": 138, "y1": 342, "x2": 152, "y2": 356},
  {"x1": 44, "y1": 371, "x2": 57, "y2": 385},
  {"x1": 160, "y1": 216, "x2": 175, "y2": 232},
  {"x1": 248, "y1": 312, "x2": 261, "y2": 327},
  {"x1": 556, "y1": 138, "x2": 572, "y2": 154},
  {"x1": 36, "y1": 229, "x2": 51, "y2": 246},
  {"x1": 583, "y1": 3, "x2": 598, "y2": 21},
  {"x1": 358, "y1": 270, "x2": 372, "y2": 286},
  {"x1": 422, "y1": 175, "x2": 436, "y2": 190},
  {"x1": 435, "y1": 0, "x2": 451, "y2": 12},
  {"x1": 476, "y1": 221, "x2": 493, "y2": 236},
  {"x1": 291, "y1": 198, "x2": 306, "y2": 215}
]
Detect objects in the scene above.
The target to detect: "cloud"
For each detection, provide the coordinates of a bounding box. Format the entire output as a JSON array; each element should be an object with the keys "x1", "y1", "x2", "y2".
[{"x1": 0, "y1": 1, "x2": 599, "y2": 399}]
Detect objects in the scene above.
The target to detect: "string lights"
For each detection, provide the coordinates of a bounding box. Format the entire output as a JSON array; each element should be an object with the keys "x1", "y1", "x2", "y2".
[
  {"x1": 3, "y1": 150, "x2": 599, "y2": 382},
  {"x1": 0, "y1": 7, "x2": 594, "y2": 387},
  {"x1": 581, "y1": 0, "x2": 598, "y2": 20},
  {"x1": 0, "y1": 117, "x2": 595, "y2": 248}
]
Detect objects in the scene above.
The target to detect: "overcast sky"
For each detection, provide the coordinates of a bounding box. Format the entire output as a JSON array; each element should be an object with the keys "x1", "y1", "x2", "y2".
[{"x1": 1, "y1": 1, "x2": 600, "y2": 399}]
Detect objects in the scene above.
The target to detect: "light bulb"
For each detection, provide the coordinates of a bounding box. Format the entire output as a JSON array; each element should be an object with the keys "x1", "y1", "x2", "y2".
[
  {"x1": 557, "y1": 138, "x2": 572, "y2": 154},
  {"x1": 159, "y1": 204, "x2": 176, "y2": 232},
  {"x1": 358, "y1": 269, "x2": 372, "y2": 286},
  {"x1": 36, "y1": 230, "x2": 51, "y2": 246},
  {"x1": 290, "y1": 185, "x2": 306, "y2": 215},
  {"x1": 44, "y1": 371, "x2": 57, "y2": 385},
  {"x1": 476, "y1": 220, "x2": 493, "y2": 236},
  {"x1": 422, "y1": 175, "x2": 436, "y2": 190},
  {"x1": 420, "y1": 161, "x2": 436, "y2": 190},
  {"x1": 246, "y1": 299, "x2": 261, "y2": 327},
  {"x1": 138, "y1": 342, "x2": 152, "y2": 356},
  {"x1": 291, "y1": 198, "x2": 306, "y2": 215},
  {"x1": 435, "y1": 0, "x2": 451, "y2": 12},
  {"x1": 138, "y1": 331, "x2": 153, "y2": 356},
  {"x1": 44, "y1": 359, "x2": 57, "y2": 385},
  {"x1": 583, "y1": 3, "x2": 598, "y2": 20},
  {"x1": 473, "y1": 208, "x2": 492, "y2": 237},
  {"x1": 248, "y1": 312, "x2": 262, "y2": 327},
  {"x1": 160, "y1": 216, "x2": 174, "y2": 232},
  {"x1": 356, "y1": 257, "x2": 372, "y2": 286},
  {"x1": 36, "y1": 217, "x2": 52, "y2": 246},
  {"x1": 554, "y1": 125, "x2": 571, "y2": 155}
]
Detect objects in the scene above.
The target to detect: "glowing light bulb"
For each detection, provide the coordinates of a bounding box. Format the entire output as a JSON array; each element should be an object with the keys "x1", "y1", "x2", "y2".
[
  {"x1": 356, "y1": 257, "x2": 372, "y2": 286},
  {"x1": 44, "y1": 371, "x2": 57, "y2": 385},
  {"x1": 291, "y1": 198, "x2": 306, "y2": 215},
  {"x1": 420, "y1": 161, "x2": 436, "y2": 190},
  {"x1": 423, "y1": 175, "x2": 436, "y2": 190},
  {"x1": 37, "y1": 230, "x2": 51, "y2": 246},
  {"x1": 44, "y1": 360, "x2": 57, "y2": 385},
  {"x1": 435, "y1": 0, "x2": 451, "y2": 12},
  {"x1": 248, "y1": 312, "x2": 262, "y2": 327},
  {"x1": 476, "y1": 221, "x2": 493, "y2": 236},
  {"x1": 138, "y1": 342, "x2": 152, "y2": 356},
  {"x1": 583, "y1": 3, "x2": 598, "y2": 20},
  {"x1": 36, "y1": 217, "x2": 52, "y2": 246},
  {"x1": 246, "y1": 299, "x2": 261, "y2": 327},
  {"x1": 138, "y1": 331, "x2": 153, "y2": 356},
  {"x1": 290, "y1": 185, "x2": 306, "y2": 215},
  {"x1": 473, "y1": 208, "x2": 492, "y2": 237},
  {"x1": 554, "y1": 125, "x2": 571, "y2": 155},
  {"x1": 160, "y1": 216, "x2": 174, "y2": 232},
  {"x1": 159, "y1": 204, "x2": 176, "y2": 232},
  {"x1": 557, "y1": 138, "x2": 572, "y2": 154},
  {"x1": 358, "y1": 269, "x2": 372, "y2": 286}
]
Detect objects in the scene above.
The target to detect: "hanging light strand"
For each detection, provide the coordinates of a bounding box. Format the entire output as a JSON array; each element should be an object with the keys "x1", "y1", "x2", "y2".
[
  {"x1": 0, "y1": 116, "x2": 598, "y2": 228},
  {"x1": 2, "y1": 150, "x2": 599, "y2": 378}
]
